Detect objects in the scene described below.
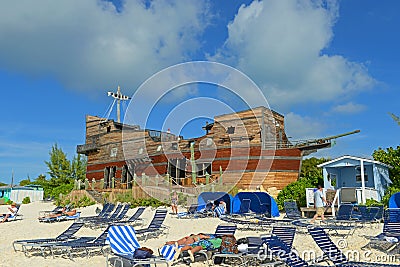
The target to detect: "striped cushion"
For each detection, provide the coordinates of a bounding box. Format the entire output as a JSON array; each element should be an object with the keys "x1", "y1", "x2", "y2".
[
  {"x1": 107, "y1": 225, "x2": 141, "y2": 256},
  {"x1": 215, "y1": 206, "x2": 225, "y2": 216},
  {"x1": 160, "y1": 244, "x2": 178, "y2": 261}
]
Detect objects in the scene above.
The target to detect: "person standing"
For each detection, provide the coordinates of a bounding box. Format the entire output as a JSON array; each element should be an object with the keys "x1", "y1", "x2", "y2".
[
  {"x1": 171, "y1": 191, "x2": 178, "y2": 214},
  {"x1": 311, "y1": 185, "x2": 327, "y2": 223}
]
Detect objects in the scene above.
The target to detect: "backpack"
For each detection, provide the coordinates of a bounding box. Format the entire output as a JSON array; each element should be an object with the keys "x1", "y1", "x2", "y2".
[{"x1": 219, "y1": 235, "x2": 238, "y2": 254}]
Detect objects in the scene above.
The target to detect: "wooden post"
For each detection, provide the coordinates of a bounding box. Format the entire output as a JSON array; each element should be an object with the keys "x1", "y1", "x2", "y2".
[
  {"x1": 219, "y1": 166, "x2": 223, "y2": 185},
  {"x1": 190, "y1": 142, "x2": 197, "y2": 185}
]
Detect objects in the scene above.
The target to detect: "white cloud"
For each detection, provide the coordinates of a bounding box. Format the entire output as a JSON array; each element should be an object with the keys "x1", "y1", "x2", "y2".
[
  {"x1": 0, "y1": 0, "x2": 210, "y2": 94},
  {"x1": 285, "y1": 112, "x2": 325, "y2": 140},
  {"x1": 331, "y1": 102, "x2": 366, "y2": 114},
  {"x1": 209, "y1": 0, "x2": 376, "y2": 109}
]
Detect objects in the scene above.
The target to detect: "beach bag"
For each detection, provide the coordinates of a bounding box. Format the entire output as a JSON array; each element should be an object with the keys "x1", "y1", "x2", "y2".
[
  {"x1": 219, "y1": 235, "x2": 238, "y2": 254},
  {"x1": 134, "y1": 247, "x2": 154, "y2": 259}
]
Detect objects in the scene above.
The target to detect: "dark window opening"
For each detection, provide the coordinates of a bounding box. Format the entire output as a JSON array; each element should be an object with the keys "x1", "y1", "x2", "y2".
[
  {"x1": 167, "y1": 158, "x2": 186, "y2": 185},
  {"x1": 107, "y1": 126, "x2": 111, "y2": 133},
  {"x1": 227, "y1": 126, "x2": 235, "y2": 134},
  {"x1": 171, "y1": 143, "x2": 178, "y2": 150},
  {"x1": 196, "y1": 162, "x2": 212, "y2": 177}
]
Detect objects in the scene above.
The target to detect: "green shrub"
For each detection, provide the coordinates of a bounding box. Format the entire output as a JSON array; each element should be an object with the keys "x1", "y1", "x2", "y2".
[
  {"x1": 380, "y1": 186, "x2": 400, "y2": 207},
  {"x1": 277, "y1": 178, "x2": 316, "y2": 210},
  {"x1": 365, "y1": 198, "x2": 383, "y2": 207},
  {"x1": 22, "y1": 196, "x2": 31, "y2": 204},
  {"x1": 56, "y1": 195, "x2": 95, "y2": 208}
]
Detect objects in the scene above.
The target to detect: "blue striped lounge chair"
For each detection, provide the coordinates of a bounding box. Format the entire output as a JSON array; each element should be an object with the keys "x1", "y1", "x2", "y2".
[
  {"x1": 308, "y1": 226, "x2": 399, "y2": 267},
  {"x1": 13, "y1": 222, "x2": 84, "y2": 252},
  {"x1": 106, "y1": 225, "x2": 167, "y2": 267}
]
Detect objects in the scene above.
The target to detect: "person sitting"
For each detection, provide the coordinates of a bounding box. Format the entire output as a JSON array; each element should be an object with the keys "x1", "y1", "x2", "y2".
[
  {"x1": 1, "y1": 202, "x2": 18, "y2": 223},
  {"x1": 214, "y1": 200, "x2": 227, "y2": 217}
]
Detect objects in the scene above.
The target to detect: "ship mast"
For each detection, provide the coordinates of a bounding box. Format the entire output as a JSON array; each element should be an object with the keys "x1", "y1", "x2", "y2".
[{"x1": 107, "y1": 86, "x2": 130, "y2": 123}]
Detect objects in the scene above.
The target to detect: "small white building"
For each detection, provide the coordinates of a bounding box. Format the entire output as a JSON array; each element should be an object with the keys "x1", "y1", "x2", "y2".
[
  {"x1": 0, "y1": 185, "x2": 44, "y2": 203},
  {"x1": 318, "y1": 155, "x2": 391, "y2": 206}
]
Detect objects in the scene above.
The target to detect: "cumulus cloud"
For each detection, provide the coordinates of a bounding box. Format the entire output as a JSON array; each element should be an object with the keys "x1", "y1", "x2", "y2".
[
  {"x1": 285, "y1": 112, "x2": 325, "y2": 140},
  {"x1": 209, "y1": 0, "x2": 376, "y2": 109},
  {"x1": 331, "y1": 102, "x2": 367, "y2": 114},
  {"x1": 0, "y1": 0, "x2": 210, "y2": 94}
]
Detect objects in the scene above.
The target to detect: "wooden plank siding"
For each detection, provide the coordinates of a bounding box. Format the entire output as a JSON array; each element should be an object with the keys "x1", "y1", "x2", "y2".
[{"x1": 78, "y1": 107, "x2": 303, "y2": 191}]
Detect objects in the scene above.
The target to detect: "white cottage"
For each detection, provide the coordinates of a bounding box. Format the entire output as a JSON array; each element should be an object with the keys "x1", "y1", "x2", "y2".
[{"x1": 318, "y1": 155, "x2": 391, "y2": 208}]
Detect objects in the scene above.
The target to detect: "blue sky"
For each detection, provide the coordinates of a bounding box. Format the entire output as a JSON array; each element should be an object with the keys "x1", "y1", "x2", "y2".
[{"x1": 0, "y1": 0, "x2": 399, "y2": 184}]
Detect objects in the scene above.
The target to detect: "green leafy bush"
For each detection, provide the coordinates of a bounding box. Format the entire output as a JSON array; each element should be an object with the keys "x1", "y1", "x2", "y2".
[
  {"x1": 56, "y1": 195, "x2": 95, "y2": 208},
  {"x1": 113, "y1": 191, "x2": 166, "y2": 208},
  {"x1": 380, "y1": 186, "x2": 400, "y2": 207},
  {"x1": 276, "y1": 157, "x2": 327, "y2": 210},
  {"x1": 22, "y1": 196, "x2": 31, "y2": 204},
  {"x1": 365, "y1": 198, "x2": 383, "y2": 207},
  {"x1": 277, "y1": 178, "x2": 315, "y2": 210}
]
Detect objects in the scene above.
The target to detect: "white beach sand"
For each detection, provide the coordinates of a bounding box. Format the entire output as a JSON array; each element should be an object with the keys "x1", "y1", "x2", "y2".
[{"x1": 0, "y1": 202, "x2": 398, "y2": 267}]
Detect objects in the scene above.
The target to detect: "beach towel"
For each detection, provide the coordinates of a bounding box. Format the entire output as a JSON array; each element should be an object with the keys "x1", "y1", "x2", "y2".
[
  {"x1": 160, "y1": 244, "x2": 180, "y2": 261},
  {"x1": 107, "y1": 225, "x2": 141, "y2": 257}
]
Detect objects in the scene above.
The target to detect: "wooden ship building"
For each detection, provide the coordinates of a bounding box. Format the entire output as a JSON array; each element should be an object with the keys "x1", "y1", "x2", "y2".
[{"x1": 77, "y1": 102, "x2": 358, "y2": 193}]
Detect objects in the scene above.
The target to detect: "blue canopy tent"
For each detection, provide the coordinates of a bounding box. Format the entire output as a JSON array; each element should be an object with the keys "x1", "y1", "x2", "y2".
[
  {"x1": 232, "y1": 192, "x2": 280, "y2": 217},
  {"x1": 197, "y1": 192, "x2": 233, "y2": 214},
  {"x1": 389, "y1": 192, "x2": 400, "y2": 208}
]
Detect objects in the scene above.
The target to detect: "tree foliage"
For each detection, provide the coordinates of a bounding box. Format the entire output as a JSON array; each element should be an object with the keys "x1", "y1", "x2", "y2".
[
  {"x1": 373, "y1": 146, "x2": 400, "y2": 206},
  {"x1": 390, "y1": 113, "x2": 400, "y2": 126},
  {"x1": 19, "y1": 178, "x2": 31, "y2": 186},
  {"x1": 71, "y1": 154, "x2": 87, "y2": 181},
  {"x1": 31, "y1": 144, "x2": 87, "y2": 199},
  {"x1": 373, "y1": 146, "x2": 400, "y2": 187},
  {"x1": 277, "y1": 157, "x2": 328, "y2": 210},
  {"x1": 45, "y1": 144, "x2": 71, "y2": 183}
]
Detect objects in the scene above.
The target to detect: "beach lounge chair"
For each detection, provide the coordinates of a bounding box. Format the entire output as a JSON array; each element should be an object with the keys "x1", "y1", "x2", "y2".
[
  {"x1": 356, "y1": 206, "x2": 380, "y2": 227},
  {"x1": 135, "y1": 209, "x2": 168, "y2": 241},
  {"x1": 88, "y1": 203, "x2": 131, "y2": 228},
  {"x1": 261, "y1": 234, "x2": 308, "y2": 267},
  {"x1": 328, "y1": 203, "x2": 358, "y2": 222},
  {"x1": 284, "y1": 199, "x2": 302, "y2": 220},
  {"x1": 13, "y1": 222, "x2": 84, "y2": 252},
  {"x1": 210, "y1": 225, "x2": 292, "y2": 266},
  {"x1": 0, "y1": 204, "x2": 22, "y2": 222},
  {"x1": 362, "y1": 208, "x2": 400, "y2": 253},
  {"x1": 177, "y1": 204, "x2": 200, "y2": 219},
  {"x1": 79, "y1": 202, "x2": 115, "y2": 222},
  {"x1": 231, "y1": 199, "x2": 252, "y2": 218},
  {"x1": 291, "y1": 218, "x2": 356, "y2": 237},
  {"x1": 109, "y1": 207, "x2": 145, "y2": 227},
  {"x1": 263, "y1": 226, "x2": 296, "y2": 248},
  {"x1": 48, "y1": 225, "x2": 111, "y2": 259},
  {"x1": 106, "y1": 225, "x2": 168, "y2": 267},
  {"x1": 84, "y1": 203, "x2": 123, "y2": 226},
  {"x1": 308, "y1": 226, "x2": 399, "y2": 267},
  {"x1": 210, "y1": 236, "x2": 264, "y2": 267}
]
